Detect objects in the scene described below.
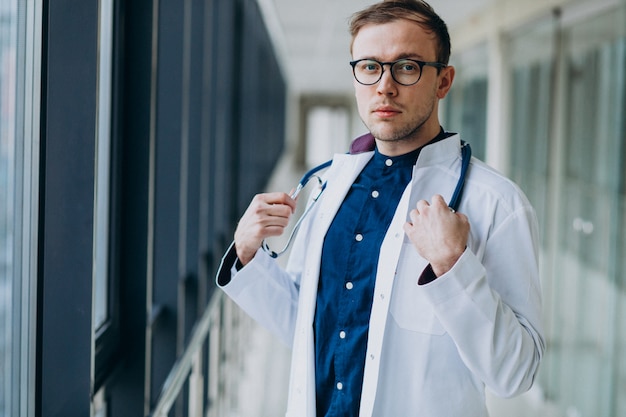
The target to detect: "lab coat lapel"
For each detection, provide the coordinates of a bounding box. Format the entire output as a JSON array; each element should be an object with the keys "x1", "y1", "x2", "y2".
[
  {"x1": 299, "y1": 151, "x2": 374, "y2": 322},
  {"x1": 287, "y1": 151, "x2": 374, "y2": 417},
  {"x1": 358, "y1": 178, "x2": 414, "y2": 416}
]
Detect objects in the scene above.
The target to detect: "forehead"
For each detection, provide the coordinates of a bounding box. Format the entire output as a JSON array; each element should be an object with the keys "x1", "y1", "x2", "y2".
[{"x1": 351, "y1": 19, "x2": 438, "y2": 61}]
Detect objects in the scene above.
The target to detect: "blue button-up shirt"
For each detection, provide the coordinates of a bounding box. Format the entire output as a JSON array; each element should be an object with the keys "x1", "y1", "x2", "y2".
[{"x1": 314, "y1": 145, "x2": 421, "y2": 416}]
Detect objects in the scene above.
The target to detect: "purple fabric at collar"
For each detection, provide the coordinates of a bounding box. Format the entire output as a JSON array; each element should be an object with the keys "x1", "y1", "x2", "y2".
[
  {"x1": 349, "y1": 129, "x2": 454, "y2": 155},
  {"x1": 349, "y1": 133, "x2": 376, "y2": 154}
]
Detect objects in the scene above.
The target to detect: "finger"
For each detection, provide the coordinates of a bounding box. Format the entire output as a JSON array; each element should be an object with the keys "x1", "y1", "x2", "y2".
[
  {"x1": 264, "y1": 192, "x2": 297, "y2": 212},
  {"x1": 262, "y1": 223, "x2": 290, "y2": 237},
  {"x1": 455, "y1": 212, "x2": 469, "y2": 224},
  {"x1": 264, "y1": 203, "x2": 294, "y2": 220},
  {"x1": 250, "y1": 193, "x2": 296, "y2": 218},
  {"x1": 431, "y1": 194, "x2": 448, "y2": 209},
  {"x1": 416, "y1": 199, "x2": 430, "y2": 211}
]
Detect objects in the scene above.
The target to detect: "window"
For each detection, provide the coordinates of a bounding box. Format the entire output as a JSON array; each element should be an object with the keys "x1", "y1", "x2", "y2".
[
  {"x1": 93, "y1": 0, "x2": 114, "y2": 331},
  {"x1": 507, "y1": 16, "x2": 555, "y2": 246},
  {"x1": 443, "y1": 43, "x2": 489, "y2": 161},
  {"x1": 507, "y1": 6, "x2": 626, "y2": 417},
  {"x1": 552, "y1": 10, "x2": 625, "y2": 416},
  {"x1": 93, "y1": 0, "x2": 121, "y2": 393},
  {"x1": 306, "y1": 105, "x2": 350, "y2": 167},
  {"x1": 0, "y1": 3, "x2": 17, "y2": 411},
  {"x1": 0, "y1": 1, "x2": 41, "y2": 416}
]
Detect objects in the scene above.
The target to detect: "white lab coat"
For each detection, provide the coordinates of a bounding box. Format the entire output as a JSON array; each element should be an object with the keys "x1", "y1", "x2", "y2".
[{"x1": 217, "y1": 135, "x2": 544, "y2": 417}]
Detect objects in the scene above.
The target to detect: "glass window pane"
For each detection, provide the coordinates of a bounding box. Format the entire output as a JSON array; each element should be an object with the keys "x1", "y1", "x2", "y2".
[
  {"x1": 305, "y1": 105, "x2": 349, "y2": 167},
  {"x1": 506, "y1": 8, "x2": 626, "y2": 416},
  {"x1": 1, "y1": 2, "x2": 18, "y2": 415},
  {"x1": 93, "y1": 0, "x2": 114, "y2": 330},
  {"x1": 444, "y1": 43, "x2": 488, "y2": 160},
  {"x1": 553, "y1": 8, "x2": 625, "y2": 417},
  {"x1": 507, "y1": 18, "x2": 555, "y2": 246},
  {"x1": 619, "y1": 195, "x2": 626, "y2": 417},
  {"x1": 1, "y1": 1, "x2": 40, "y2": 416}
]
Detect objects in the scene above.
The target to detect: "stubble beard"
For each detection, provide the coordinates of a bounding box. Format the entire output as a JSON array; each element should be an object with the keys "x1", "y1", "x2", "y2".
[
  {"x1": 365, "y1": 94, "x2": 437, "y2": 146},
  {"x1": 367, "y1": 107, "x2": 433, "y2": 146},
  {"x1": 370, "y1": 116, "x2": 427, "y2": 144}
]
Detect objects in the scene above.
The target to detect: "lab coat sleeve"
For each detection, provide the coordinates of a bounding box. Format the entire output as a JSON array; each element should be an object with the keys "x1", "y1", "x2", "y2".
[
  {"x1": 421, "y1": 204, "x2": 545, "y2": 398},
  {"x1": 214, "y1": 177, "x2": 323, "y2": 350},
  {"x1": 216, "y1": 244, "x2": 300, "y2": 347}
]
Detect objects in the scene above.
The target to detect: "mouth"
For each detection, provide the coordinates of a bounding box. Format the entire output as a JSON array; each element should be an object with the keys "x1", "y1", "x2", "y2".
[{"x1": 372, "y1": 105, "x2": 401, "y2": 118}]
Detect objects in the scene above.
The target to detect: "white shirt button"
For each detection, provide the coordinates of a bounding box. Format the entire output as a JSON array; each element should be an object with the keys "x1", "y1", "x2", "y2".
[
  {"x1": 385, "y1": 159, "x2": 393, "y2": 166},
  {"x1": 339, "y1": 330, "x2": 346, "y2": 339},
  {"x1": 345, "y1": 282, "x2": 354, "y2": 290},
  {"x1": 371, "y1": 190, "x2": 380, "y2": 198},
  {"x1": 337, "y1": 382, "x2": 343, "y2": 390},
  {"x1": 355, "y1": 234, "x2": 363, "y2": 242}
]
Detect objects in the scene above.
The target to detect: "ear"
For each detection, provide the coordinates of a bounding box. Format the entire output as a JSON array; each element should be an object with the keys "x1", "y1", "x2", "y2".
[{"x1": 436, "y1": 65, "x2": 455, "y2": 99}]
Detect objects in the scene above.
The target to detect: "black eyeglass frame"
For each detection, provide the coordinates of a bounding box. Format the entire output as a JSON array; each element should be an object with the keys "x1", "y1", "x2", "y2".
[{"x1": 349, "y1": 58, "x2": 447, "y2": 86}]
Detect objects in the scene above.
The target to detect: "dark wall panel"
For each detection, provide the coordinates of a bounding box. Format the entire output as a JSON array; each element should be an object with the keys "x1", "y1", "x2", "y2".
[
  {"x1": 37, "y1": 0, "x2": 99, "y2": 415},
  {"x1": 107, "y1": 0, "x2": 155, "y2": 415},
  {"x1": 108, "y1": 0, "x2": 288, "y2": 411}
]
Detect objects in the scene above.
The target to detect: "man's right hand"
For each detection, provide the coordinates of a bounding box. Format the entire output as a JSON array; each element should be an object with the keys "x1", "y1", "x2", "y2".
[{"x1": 234, "y1": 192, "x2": 297, "y2": 266}]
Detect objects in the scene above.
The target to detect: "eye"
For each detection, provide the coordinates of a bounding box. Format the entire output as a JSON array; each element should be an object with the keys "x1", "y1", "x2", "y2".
[
  {"x1": 395, "y1": 60, "x2": 419, "y2": 73},
  {"x1": 359, "y1": 60, "x2": 381, "y2": 72}
]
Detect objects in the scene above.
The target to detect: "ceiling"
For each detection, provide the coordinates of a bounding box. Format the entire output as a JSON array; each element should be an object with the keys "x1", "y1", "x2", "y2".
[{"x1": 258, "y1": 0, "x2": 492, "y2": 95}]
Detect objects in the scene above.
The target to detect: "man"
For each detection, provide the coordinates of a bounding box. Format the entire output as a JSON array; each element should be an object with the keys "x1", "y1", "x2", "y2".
[{"x1": 217, "y1": 1, "x2": 544, "y2": 416}]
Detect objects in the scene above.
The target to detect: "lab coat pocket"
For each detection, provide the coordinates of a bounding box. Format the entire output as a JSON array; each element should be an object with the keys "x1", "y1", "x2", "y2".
[{"x1": 389, "y1": 243, "x2": 446, "y2": 335}]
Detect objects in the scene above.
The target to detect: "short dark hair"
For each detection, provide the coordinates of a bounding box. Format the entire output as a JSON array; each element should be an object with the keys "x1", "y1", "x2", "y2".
[{"x1": 349, "y1": 0, "x2": 451, "y2": 65}]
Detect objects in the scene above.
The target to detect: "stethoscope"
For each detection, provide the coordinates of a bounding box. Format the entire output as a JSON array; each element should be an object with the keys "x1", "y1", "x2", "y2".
[{"x1": 262, "y1": 141, "x2": 471, "y2": 258}]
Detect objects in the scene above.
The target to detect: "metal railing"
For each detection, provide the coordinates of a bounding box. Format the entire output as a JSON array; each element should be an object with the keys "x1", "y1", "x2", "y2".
[{"x1": 150, "y1": 290, "x2": 246, "y2": 417}]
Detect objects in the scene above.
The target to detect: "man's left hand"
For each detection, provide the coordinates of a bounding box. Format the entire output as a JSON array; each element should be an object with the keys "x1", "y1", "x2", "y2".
[{"x1": 403, "y1": 194, "x2": 470, "y2": 277}]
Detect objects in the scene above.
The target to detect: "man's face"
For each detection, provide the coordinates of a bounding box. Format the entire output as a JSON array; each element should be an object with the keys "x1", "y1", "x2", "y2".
[{"x1": 351, "y1": 19, "x2": 454, "y2": 155}]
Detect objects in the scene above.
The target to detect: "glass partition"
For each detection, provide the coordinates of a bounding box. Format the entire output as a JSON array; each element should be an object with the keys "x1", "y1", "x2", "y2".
[
  {"x1": 554, "y1": 11, "x2": 625, "y2": 416},
  {"x1": 444, "y1": 43, "x2": 488, "y2": 160},
  {"x1": 507, "y1": 5, "x2": 625, "y2": 417},
  {"x1": 507, "y1": 16, "x2": 556, "y2": 246},
  {"x1": 0, "y1": 1, "x2": 40, "y2": 416},
  {"x1": 0, "y1": 2, "x2": 17, "y2": 411},
  {"x1": 93, "y1": 0, "x2": 114, "y2": 332}
]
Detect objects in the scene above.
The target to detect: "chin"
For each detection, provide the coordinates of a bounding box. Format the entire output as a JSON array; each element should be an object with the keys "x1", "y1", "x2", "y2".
[
  {"x1": 369, "y1": 128, "x2": 407, "y2": 143},
  {"x1": 367, "y1": 125, "x2": 398, "y2": 141}
]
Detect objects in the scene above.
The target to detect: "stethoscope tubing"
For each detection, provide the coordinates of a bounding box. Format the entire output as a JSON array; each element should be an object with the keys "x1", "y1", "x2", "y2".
[{"x1": 448, "y1": 141, "x2": 471, "y2": 212}]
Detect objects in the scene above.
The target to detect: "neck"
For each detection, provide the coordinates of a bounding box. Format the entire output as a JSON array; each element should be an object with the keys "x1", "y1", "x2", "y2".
[{"x1": 375, "y1": 125, "x2": 445, "y2": 157}]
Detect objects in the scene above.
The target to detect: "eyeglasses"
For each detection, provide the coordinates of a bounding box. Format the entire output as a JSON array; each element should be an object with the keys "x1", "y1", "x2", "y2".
[{"x1": 349, "y1": 58, "x2": 446, "y2": 86}]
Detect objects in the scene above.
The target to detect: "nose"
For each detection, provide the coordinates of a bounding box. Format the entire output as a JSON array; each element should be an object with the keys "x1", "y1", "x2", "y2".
[{"x1": 376, "y1": 65, "x2": 398, "y2": 96}]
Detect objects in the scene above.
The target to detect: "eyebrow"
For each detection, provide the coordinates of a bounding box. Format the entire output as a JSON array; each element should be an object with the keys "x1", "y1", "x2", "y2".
[{"x1": 356, "y1": 53, "x2": 429, "y2": 62}]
